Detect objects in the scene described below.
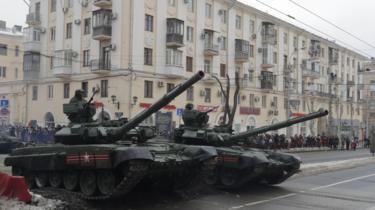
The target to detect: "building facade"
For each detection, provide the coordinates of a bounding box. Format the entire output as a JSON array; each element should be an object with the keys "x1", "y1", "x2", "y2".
[
  {"x1": 360, "y1": 59, "x2": 375, "y2": 138},
  {"x1": 23, "y1": 0, "x2": 367, "y2": 138},
  {"x1": 0, "y1": 20, "x2": 25, "y2": 125}
]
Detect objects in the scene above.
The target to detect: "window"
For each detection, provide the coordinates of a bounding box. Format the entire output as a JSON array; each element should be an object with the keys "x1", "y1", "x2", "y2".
[
  {"x1": 250, "y1": 45, "x2": 254, "y2": 57},
  {"x1": 219, "y1": 37, "x2": 227, "y2": 50},
  {"x1": 50, "y1": 27, "x2": 56, "y2": 41},
  {"x1": 168, "y1": 0, "x2": 176, "y2": 6},
  {"x1": 204, "y1": 88, "x2": 211, "y2": 103},
  {"x1": 250, "y1": 94, "x2": 255, "y2": 107},
  {"x1": 273, "y1": 97, "x2": 278, "y2": 108},
  {"x1": 1, "y1": 67, "x2": 6, "y2": 78},
  {"x1": 293, "y1": 36, "x2": 298, "y2": 48},
  {"x1": 63, "y1": 83, "x2": 70, "y2": 99},
  {"x1": 15, "y1": 46, "x2": 19, "y2": 57},
  {"x1": 145, "y1": 15, "x2": 153, "y2": 32},
  {"x1": 187, "y1": 86, "x2": 194, "y2": 101},
  {"x1": 283, "y1": 33, "x2": 288, "y2": 44},
  {"x1": 186, "y1": 26, "x2": 194, "y2": 42},
  {"x1": 167, "y1": 83, "x2": 175, "y2": 93},
  {"x1": 67, "y1": 0, "x2": 73, "y2": 8},
  {"x1": 220, "y1": 64, "x2": 226, "y2": 78},
  {"x1": 48, "y1": 85, "x2": 54, "y2": 99},
  {"x1": 273, "y1": 52, "x2": 277, "y2": 64},
  {"x1": 187, "y1": 0, "x2": 194, "y2": 13},
  {"x1": 144, "y1": 80, "x2": 153, "y2": 98},
  {"x1": 81, "y1": 82, "x2": 88, "y2": 97},
  {"x1": 32, "y1": 86, "x2": 38, "y2": 101},
  {"x1": 204, "y1": 59, "x2": 211, "y2": 74},
  {"x1": 249, "y1": 19, "x2": 255, "y2": 33},
  {"x1": 84, "y1": 18, "x2": 91, "y2": 35},
  {"x1": 205, "y1": 3, "x2": 212, "y2": 18},
  {"x1": 262, "y1": 95, "x2": 267, "y2": 108},
  {"x1": 321, "y1": 48, "x2": 325, "y2": 58},
  {"x1": 220, "y1": 10, "x2": 227, "y2": 24},
  {"x1": 83, "y1": 50, "x2": 90, "y2": 66},
  {"x1": 66, "y1": 23, "x2": 72, "y2": 39},
  {"x1": 0, "y1": 44, "x2": 7, "y2": 56},
  {"x1": 144, "y1": 48, "x2": 153, "y2": 65},
  {"x1": 166, "y1": 49, "x2": 182, "y2": 66},
  {"x1": 101, "y1": 80, "x2": 108, "y2": 98},
  {"x1": 50, "y1": 0, "x2": 56, "y2": 12},
  {"x1": 235, "y1": 15, "x2": 242, "y2": 29},
  {"x1": 186, "y1": 56, "x2": 193, "y2": 72},
  {"x1": 15, "y1": 68, "x2": 18, "y2": 79}
]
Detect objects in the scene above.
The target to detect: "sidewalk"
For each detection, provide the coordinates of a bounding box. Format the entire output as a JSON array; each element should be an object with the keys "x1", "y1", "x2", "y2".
[{"x1": 283, "y1": 146, "x2": 367, "y2": 153}]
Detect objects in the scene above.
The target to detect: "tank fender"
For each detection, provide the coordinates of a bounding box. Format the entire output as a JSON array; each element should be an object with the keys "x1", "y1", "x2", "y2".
[
  {"x1": 235, "y1": 150, "x2": 270, "y2": 169},
  {"x1": 113, "y1": 147, "x2": 154, "y2": 167}
]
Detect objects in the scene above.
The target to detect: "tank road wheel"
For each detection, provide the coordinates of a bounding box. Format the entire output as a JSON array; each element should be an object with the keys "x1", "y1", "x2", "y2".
[
  {"x1": 63, "y1": 171, "x2": 79, "y2": 191},
  {"x1": 80, "y1": 171, "x2": 97, "y2": 196},
  {"x1": 35, "y1": 173, "x2": 49, "y2": 188},
  {"x1": 203, "y1": 169, "x2": 219, "y2": 186},
  {"x1": 49, "y1": 172, "x2": 62, "y2": 188},
  {"x1": 219, "y1": 168, "x2": 241, "y2": 189},
  {"x1": 97, "y1": 171, "x2": 116, "y2": 195}
]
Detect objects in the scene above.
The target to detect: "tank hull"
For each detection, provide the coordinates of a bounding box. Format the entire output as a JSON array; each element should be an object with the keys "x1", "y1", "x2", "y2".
[{"x1": 4, "y1": 143, "x2": 217, "y2": 200}]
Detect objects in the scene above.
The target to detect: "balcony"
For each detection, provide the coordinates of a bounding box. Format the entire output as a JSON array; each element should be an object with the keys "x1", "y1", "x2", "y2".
[
  {"x1": 303, "y1": 85, "x2": 318, "y2": 96},
  {"x1": 347, "y1": 80, "x2": 355, "y2": 86},
  {"x1": 164, "y1": 49, "x2": 185, "y2": 78},
  {"x1": 203, "y1": 73, "x2": 218, "y2": 84},
  {"x1": 329, "y1": 47, "x2": 339, "y2": 65},
  {"x1": 23, "y1": 27, "x2": 41, "y2": 52},
  {"x1": 261, "y1": 22, "x2": 276, "y2": 45},
  {"x1": 23, "y1": 52, "x2": 40, "y2": 80},
  {"x1": 260, "y1": 71, "x2": 273, "y2": 90},
  {"x1": 235, "y1": 39, "x2": 249, "y2": 62},
  {"x1": 92, "y1": 9, "x2": 112, "y2": 40},
  {"x1": 204, "y1": 43, "x2": 219, "y2": 56},
  {"x1": 301, "y1": 60, "x2": 320, "y2": 79},
  {"x1": 93, "y1": 0, "x2": 112, "y2": 8},
  {"x1": 52, "y1": 50, "x2": 74, "y2": 77},
  {"x1": 261, "y1": 45, "x2": 275, "y2": 69},
  {"x1": 166, "y1": 18, "x2": 184, "y2": 48},
  {"x1": 308, "y1": 40, "x2": 321, "y2": 60},
  {"x1": 91, "y1": 59, "x2": 111, "y2": 74},
  {"x1": 26, "y1": 13, "x2": 41, "y2": 26}
]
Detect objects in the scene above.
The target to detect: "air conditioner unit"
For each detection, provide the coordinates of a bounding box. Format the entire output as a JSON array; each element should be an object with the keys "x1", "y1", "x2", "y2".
[
  {"x1": 81, "y1": 0, "x2": 88, "y2": 7},
  {"x1": 287, "y1": 64, "x2": 293, "y2": 69},
  {"x1": 254, "y1": 96, "x2": 260, "y2": 102},
  {"x1": 184, "y1": 0, "x2": 190, "y2": 4},
  {"x1": 200, "y1": 90, "x2": 206, "y2": 96},
  {"x1": 39, "y1": 28, "x2": 46, "y2": 33},
  {"x1": 258, "y1": 48, "x2": 263, "y2": 53},
  {"x1": 157, "y1": 81, "x2": 164, "y2": 88},
  {"x1": 74, "y1": 19, "x2": 81, "y2": 25},
  {"x1": 268, "y1": 110, "x2": 274, "y2": 115},
  {"x1": 111, "y1": 13, "x2": 118, "y2": 20},
  {"x1": 242, "y1": 95, "x2": 246, "y2": 100},
  {"x1": 274, "y1": 111, "x2": 279, "y2": 116},
  {"x1": 71, "y1": 51, "x2": 79, "y2": 58},
  {"x1": 218, "y1": 9, "x2": 225, "y2": 15},
  {"x1": 217, "y1": 36, "x2": 223, "y2": 42},
  {"x1": 270, "y1": 101, "x2": 275, "y2": 107},
  {"x1": 110, "y1": 44, "x2": 117, "y2": 51},
  {"x1": 201, "y1": 33, "x2": 206, "y2": 40},
  {"x1": 251, "y1": 34, "x2": 257, "y2": 40}
]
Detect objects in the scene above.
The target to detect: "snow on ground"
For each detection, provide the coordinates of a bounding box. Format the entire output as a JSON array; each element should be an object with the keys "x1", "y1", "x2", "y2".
[
  {"x1": 0, "y1": 193, "x2": 65, "y2": 210},
  {"x1": 294, "y1": 157, "x2": 375, "y2": 178}
]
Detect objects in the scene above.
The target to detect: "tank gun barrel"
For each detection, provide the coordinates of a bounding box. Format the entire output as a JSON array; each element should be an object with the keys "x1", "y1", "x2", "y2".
[
  {"x1": 111, "y1": 71, "x2": 205, "y2": 136},
  {"x1": 228, "y1": 109, "x2": 328, "y2": 140}
]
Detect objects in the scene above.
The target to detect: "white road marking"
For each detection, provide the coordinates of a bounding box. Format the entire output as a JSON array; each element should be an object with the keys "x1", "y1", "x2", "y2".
[
  {"x1": 311, "y1": 173, "x2": 375, "y2": 191},
  {"x1": 228, "y1": 173, "x2": 375, "y2": 210}
]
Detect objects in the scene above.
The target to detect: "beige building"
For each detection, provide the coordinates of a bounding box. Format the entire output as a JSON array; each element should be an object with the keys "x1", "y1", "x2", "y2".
[
  {"x1": 360, "y1": 59, "x2": 375, "y2": 138},
  {"x1": 22, "y1": 0, "x2": 368, "y2": 137},
  {"x1": 0, "y1": 20, "x2": 25, "y2": 125}
]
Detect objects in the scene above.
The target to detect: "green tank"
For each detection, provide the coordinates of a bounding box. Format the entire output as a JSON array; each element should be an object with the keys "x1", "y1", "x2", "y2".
[
  {"x1": 4, "y1": 71, "x2": 217, "y2": 200},
  {"x1": 174, "y1": 108, "x2": 328, "y2": 189},
  {"x1": 0, "y1": 132, "x2": 24, "y2": 154}
]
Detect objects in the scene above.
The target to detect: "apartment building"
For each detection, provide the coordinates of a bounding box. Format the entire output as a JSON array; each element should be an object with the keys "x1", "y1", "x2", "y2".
[
  {"x1": 0, "y1": 20, "x2": 25, "y2": 125},
  {"x1": 22, "y1": 0, "x2": 367, "y2": 138},
  {"x1": 360, "y1": 59, "x2": 375, "y2": 138}
]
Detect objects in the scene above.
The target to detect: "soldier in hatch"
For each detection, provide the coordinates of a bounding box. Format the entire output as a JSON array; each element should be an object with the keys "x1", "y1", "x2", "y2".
[
  {"x1": 67, "y1": 89, "x2": 96, "y2": 123},
  {"x1": 182, "y1": 103, "x2": 210, "y2": 127}
]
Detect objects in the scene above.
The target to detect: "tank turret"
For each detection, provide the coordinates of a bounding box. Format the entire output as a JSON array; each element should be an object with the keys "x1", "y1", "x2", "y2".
[
  {"x1": 55, "y1": 71, "x2": 205, "y2": 145},
  {"x1": 175, "y1": 108, "x2": 329, "y2": 146}
]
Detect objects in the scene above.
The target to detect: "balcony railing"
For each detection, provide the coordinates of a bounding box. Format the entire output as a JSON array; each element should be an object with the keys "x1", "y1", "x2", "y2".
[
  {"x1": 204, "y1": 43, "x2": 219, "y2": 56},
  {"x1": 26, "y1": 13, "x2": 41, "y2": 26},
  {"x1": 91, "y1": 59, "x2": 111, "y2": 73},
  {"x1": 93, "y1": 0, "x2": 112, "y2": 8},
  {"x1": 53, "y1": 50, "x2": 74, "y2": 77},
  {"x1": 235, "y1": 39, "x2": 249, "y2": 62},
  {"x1": 166, "y1": 34, "x2": 184, "y2": 47}
]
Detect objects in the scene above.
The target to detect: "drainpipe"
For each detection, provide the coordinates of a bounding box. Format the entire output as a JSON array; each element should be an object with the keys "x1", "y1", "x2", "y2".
[{"x1": 128, "y1": 0, "x2": 134, "y2": 118}]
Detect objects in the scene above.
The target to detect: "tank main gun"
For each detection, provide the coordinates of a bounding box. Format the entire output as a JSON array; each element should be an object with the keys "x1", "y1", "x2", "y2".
[
  {"x1": 108, "y1": 71, "x2": 205, "y2": 138},
  {"x1": 228, "y1": 109, "x2": 329, "y2": 141}
]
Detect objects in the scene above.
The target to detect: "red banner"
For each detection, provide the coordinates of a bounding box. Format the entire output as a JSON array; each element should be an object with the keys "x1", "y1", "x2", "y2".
[
  {"x1": 139, "y1": 103, "x2": 176, "y2": 110},
  {"x1": 291, "y1": 112, "x2": 305, "y2": 117},
  {"x1": 197, "y1": 105, "x2": 219, "y2": 112},
  {"x1": 239, "y1": 107, "x2": 261, "y2": 115}
]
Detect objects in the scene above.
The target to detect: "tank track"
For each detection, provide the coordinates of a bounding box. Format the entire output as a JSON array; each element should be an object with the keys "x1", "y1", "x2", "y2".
[{"x1": 32, "y1": 160, "x2": 148, "y2": 201}]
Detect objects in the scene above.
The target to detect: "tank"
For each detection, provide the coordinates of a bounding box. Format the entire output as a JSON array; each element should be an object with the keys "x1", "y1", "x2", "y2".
[
  {"x1": 174, "y1": 108, "x2": 329, "y2": 189},
  {"x1": 4, "y1": 71, "x2": 217, "y2": 200},
  {"x1": 0, "y1": 133, "x2": 24, "y2": 154}
]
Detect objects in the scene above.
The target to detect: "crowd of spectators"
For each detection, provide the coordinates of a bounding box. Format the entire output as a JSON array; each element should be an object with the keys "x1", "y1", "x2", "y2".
[
  {"x1": 3, "y1": 125, "x2": 55, "y2": 144},
  {"x1": 247, "y1": 133, "x2": 361, "y2": 150}
]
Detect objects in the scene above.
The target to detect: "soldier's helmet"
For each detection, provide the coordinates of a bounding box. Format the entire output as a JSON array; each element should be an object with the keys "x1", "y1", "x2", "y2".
[
  {"x1": 74, "y1": 89, "x2": 85, "y2": 99},
  {"x1": 185, "y1": 103, "x2": 194, "y2": 110}
]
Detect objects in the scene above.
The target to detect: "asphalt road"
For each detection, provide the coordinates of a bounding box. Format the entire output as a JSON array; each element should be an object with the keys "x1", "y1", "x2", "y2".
[{"x1": 298, "y1": 148, "x2": 372, "y2": 164}]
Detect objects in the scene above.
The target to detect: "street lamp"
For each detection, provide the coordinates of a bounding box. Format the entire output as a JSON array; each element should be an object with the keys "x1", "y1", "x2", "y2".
[{"x1": 111, "y1": 95, "x2": 120, "y2": 110}]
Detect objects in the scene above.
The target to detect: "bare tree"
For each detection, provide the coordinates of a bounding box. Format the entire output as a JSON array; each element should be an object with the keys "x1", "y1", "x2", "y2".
[{"x1": 228, "y1": 71, "x2": 240, "y2": 128}]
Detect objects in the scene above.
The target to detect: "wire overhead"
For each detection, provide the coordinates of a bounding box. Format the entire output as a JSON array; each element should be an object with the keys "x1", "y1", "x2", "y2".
[{"x1": 254, "y1": 0, "x2": 373, "y2": 58}]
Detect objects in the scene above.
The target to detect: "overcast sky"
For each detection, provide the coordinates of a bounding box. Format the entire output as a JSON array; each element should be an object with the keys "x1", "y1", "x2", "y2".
[{"x1": 0, "y1": 0, "x2": 374, "y2": 58}]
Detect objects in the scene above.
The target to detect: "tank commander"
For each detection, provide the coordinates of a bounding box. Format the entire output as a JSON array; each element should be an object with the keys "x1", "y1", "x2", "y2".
[
  {"x1": 182, "y1": 103, "x2": 210, "y2": 127},
  {"x1": 66, "y1": 89, "x2": 95, "y2": 123}
]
